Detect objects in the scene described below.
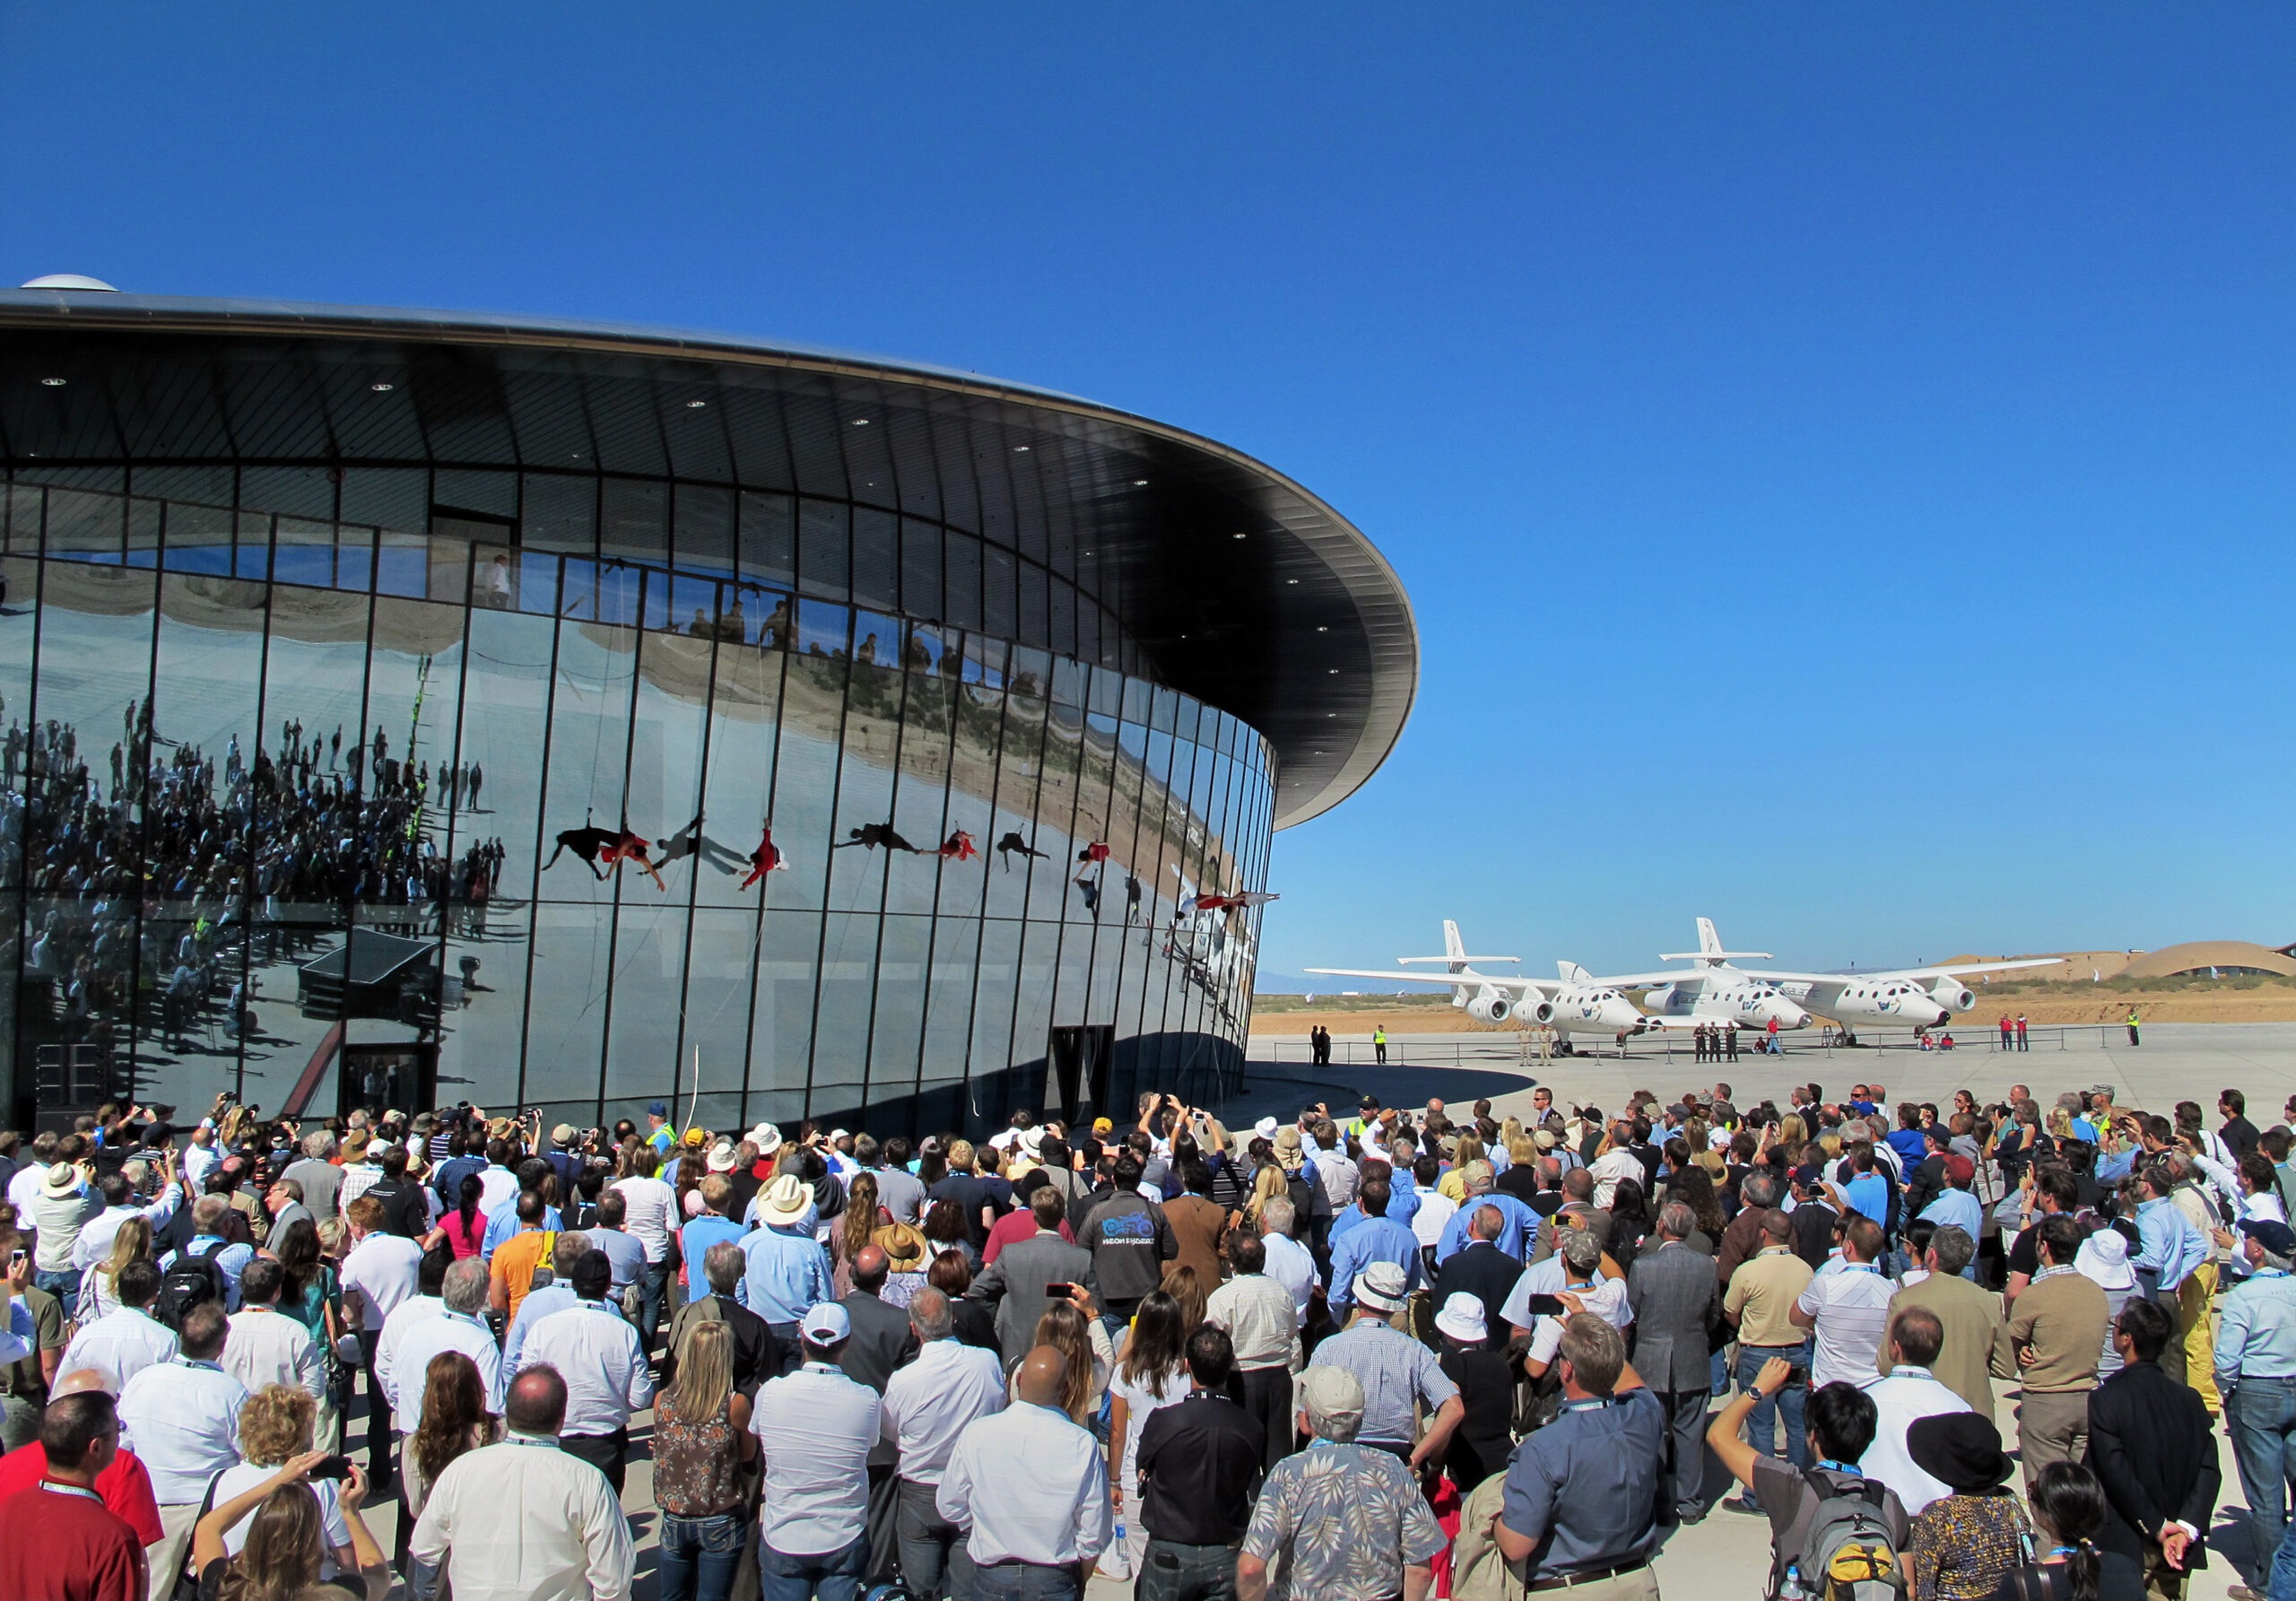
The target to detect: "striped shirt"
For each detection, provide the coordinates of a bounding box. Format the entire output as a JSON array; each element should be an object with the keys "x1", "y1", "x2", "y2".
[{"x1": 1797, "y1": 1262, "x2": 1896, "y2": 1386}]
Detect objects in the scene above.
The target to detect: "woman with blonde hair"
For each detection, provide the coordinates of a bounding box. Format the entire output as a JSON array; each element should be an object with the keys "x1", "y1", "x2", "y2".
[
  {"x1": 652, "y1": 1319, "x2": 757, "y2": 1601},
  {"x1": 204, "y1": 1384, "x2": 371, "y2": 1588},
  {"x1": 190, "y1": 1449, "x2": 391, "y2": 1601},
  {"x1": 1017, "y1": 1298, "x2": 1114, "y2": 1426},
  {"x1": 76, "y1": 1213, "x2": 152, "y2": 1325},
  {"x1": 1242, "y1": 1161, "x2": 1288, "y2": 1227},
  {"x1": 404, "y1": 1352, "x2": 498, "y2": 1530},
  {"x1": 1439, "y1": 1137, "x2": 1485, "y2": 1203}
]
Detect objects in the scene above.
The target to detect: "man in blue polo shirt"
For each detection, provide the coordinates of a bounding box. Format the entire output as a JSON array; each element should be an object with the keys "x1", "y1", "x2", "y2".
[{"x1": 1326, "y1": 1179, "x2": 1423, "y2": 1318}]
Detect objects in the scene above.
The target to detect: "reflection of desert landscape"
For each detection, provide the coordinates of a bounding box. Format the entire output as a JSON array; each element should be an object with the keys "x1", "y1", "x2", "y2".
[{"x1": 622, "y1": 623, "x2": 1251, "y2": 905}]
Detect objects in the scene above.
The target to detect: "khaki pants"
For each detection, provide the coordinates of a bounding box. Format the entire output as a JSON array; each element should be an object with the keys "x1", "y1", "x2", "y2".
[
  {"x1": 2178, "y1": 1265, "x2": 2220, "y2": 1414},
  {"x1": 2017, "y1": 1387, "x2": 2092, "y2": 1494},
  {"x1": 147, "y1": 1501, "x2": 202, "y2": 1601}
]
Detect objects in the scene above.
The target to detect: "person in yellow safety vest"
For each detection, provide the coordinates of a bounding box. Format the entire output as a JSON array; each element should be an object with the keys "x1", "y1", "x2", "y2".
[
  {"x1": 1373, "y1": 1026, "x2": 1387, "y2": 1066},
  {"x1": 2126, "y1": 1008, "x2": 2141, "y2": 1048},
  {"x1": 1344, "y1": 1093, "x2": 1381, "y2": 1142}
]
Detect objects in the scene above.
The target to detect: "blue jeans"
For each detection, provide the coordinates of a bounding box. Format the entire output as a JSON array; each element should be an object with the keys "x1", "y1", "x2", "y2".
[
  {"x1": 2230, "y1": 1377, "x2": 2296, "y2": 1579},
  {"x1": 659, "y1": 1510, "x2": 746, "y2": 1601},
  {"x1": 1136, "y1": 1539, "x2": 1239, "y2": 1601},
  {"x1": 970, "y1": 1560, "x2": 1083, "y2": 1601},
  {"x1": 1734, "y1": 1341, "x2": 1811, "y2": 1509},
  {"x1": 638, "y1": 1259, "x2": 673, "y2": 1356},
  {"x1": 759, "y1": 1533, "x2": 865, "y2": 1601},
  {"x1": 33, "y1": 1266, "x2": 79, "y2": 1308},
  {"x1": 2271, "y1": 1510, "x2": 2296, "y2": 1601}
]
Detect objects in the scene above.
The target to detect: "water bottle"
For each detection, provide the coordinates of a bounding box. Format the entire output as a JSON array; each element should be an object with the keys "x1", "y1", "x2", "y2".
[{"x1": 1779, "y1": 1562, "x2": 1810, "y2": 1601}]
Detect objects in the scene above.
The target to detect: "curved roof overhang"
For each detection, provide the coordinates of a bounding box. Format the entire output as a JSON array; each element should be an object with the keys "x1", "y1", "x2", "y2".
[{"x1": 0, "y1": 289, "x2": 1414, "y2": 827}]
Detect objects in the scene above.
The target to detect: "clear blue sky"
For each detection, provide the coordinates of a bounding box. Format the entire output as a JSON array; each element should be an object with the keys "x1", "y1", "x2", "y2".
[{"x1": 5, "y1": 7, "x2": 2291, "y2": 979}]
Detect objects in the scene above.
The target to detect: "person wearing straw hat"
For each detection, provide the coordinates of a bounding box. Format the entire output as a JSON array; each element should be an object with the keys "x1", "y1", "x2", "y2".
[
  {"x1": 1308, "y1": 1261, "x2": 1463, "y2": 1470},
  {"x1": 1904, "y1": 1412, "x2": 2032, "y2": 1601},
  {"x1": 1239, "y1": 1364, "x2": 1444, "y2": 1601},
  {"x1": 737, "y1": 1173, "x2": 835, "y2": 1372}
]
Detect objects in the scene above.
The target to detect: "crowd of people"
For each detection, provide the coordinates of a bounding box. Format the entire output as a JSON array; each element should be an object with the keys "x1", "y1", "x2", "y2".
[
  {"x1": 0, "y1": 1074, "x2": 2289, "y2": 1601},
  {"x1": 5, "y1": 703, "x2": 513, "y2": 1058}
]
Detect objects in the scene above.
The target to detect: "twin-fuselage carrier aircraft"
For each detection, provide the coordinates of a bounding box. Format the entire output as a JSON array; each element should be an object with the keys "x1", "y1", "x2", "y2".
[{"x1": 1307, "y1": 918, "x2": 2060, "y2": 1048}]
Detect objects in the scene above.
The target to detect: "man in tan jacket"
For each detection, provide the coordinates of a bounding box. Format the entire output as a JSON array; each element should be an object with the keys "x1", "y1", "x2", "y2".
[
  {"x1": 2008, "y1": 1213, "x2": 2110, "y2": 1493},
  {"x1": 1879, "y1": 1225, "x2": 2013, "y2": 1421}
]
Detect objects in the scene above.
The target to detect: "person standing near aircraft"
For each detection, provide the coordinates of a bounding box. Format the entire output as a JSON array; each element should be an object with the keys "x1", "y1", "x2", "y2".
[
  {"x1": 1999, "y1": 1016, "x2": 2014, "y2": 1052},
  {"x1": 2127, "y1": 1009, "x2": 2142, "y2": 1048},
  {"x1": 1372, "y1": 1027, "x2": 1387, "y2": 1066},
  {"x1": 2017, "y1": 1014, "x2": 2031, "y2": 1051}
]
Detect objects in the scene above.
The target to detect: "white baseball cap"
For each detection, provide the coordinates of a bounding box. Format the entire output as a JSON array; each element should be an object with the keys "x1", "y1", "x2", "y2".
[{"x1": 800, "y1": 1303, "x2": 852, "y2": 1345}]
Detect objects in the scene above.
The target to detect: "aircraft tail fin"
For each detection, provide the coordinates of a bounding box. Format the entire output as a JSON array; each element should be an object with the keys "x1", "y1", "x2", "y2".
[
  {"x1": 1657, "y1": 916, "x2": 1771, "y2": 965},
  {"x1": 1558, "y1": 960, "x2": 1593, "y2": 982},
  {"x1": 1396, "y1": 918, "x2": 1518, "y2": 970}
]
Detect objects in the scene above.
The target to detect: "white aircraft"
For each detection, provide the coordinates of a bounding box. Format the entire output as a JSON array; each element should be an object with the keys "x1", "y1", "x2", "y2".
[
  {"x1": 1621, "y1": 918, "x2": 2063, "y2": 1037},
  {"x1": 1304, "y1": 921, "x2": 1652, "y2": 1044}
]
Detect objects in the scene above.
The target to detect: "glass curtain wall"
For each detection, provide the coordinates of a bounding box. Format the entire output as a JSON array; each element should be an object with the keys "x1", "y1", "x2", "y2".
[{"x1": 0, "y1": 469, "x2": 1273, "y2": 1135}]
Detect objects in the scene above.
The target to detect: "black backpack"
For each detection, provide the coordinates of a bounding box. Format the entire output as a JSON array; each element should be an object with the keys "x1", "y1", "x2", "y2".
[{"x1": 153, "y1": 1239, "x2": 228, "y2": 1330}]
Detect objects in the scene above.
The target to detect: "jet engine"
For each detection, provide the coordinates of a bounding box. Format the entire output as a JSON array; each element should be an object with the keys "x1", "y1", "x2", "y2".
[
  {"x1": 1469, "y1": 985, "x2": 1513, "y2": 1023},
  {"x1": 1511, "y1": 996, "x2": 1555, "y2": 1025},
  {"x1": 1929, "y1": 979, "x2": 1976, "y2": 1013}
]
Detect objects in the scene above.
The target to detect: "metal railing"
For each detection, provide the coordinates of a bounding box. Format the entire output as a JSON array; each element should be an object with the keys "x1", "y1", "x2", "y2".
[{"x1": 1245, "y1": 1022, "x2": 2141, "y2": 1069}]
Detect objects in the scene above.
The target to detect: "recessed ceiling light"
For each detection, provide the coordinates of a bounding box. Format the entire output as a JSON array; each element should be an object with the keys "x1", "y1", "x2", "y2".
[
  {"x1": 686, "y1": 399, "x2": 708, "y2": 409},
  {"x1": 1286, "y1": 579, "x2": 1300, "y2": 585},
  {"x1": 1316, "y1": 626, "x2": 1328, "y2": 633},
  {"x1": 1133, "y1": 479, "x2": 1148, "y2": 487},
  {"x1": 853, "y1": 418, "x2": 870, "y2": 427},
  {"x1": 370, "y1": 381, "x2": 394, "y2": 393},
  {"x1": 39, "y1": 377, "x2": 65, "y2": 387},
  {"x1": 1013, "y1": 445, "x2": 1031, "y2": 453},
  {"x1": 1326, "y1": 712, "x2": 1336, "y2": 718},
  {"x1": 1232, "y1": 533, "x2": 1248, "y2": 541},
  {"x1": 1327, "y1": 668, "x2": 1339, "y2": 674}
]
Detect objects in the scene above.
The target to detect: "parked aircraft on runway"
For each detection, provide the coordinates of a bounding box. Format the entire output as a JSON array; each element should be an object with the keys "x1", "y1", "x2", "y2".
[
  {"x1": 1621, "y1": 918, "x2": 2063, "y2": 1039},
  {"x1": 1305, "y1": 920, "x2": 1651, "y2": 1045}
]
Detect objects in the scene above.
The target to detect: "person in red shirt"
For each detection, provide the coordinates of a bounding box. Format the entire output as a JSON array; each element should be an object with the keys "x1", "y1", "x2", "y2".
[
  {"x1": 0, "y1": 1367, "x2": 162, "y2": 1544},
  {"x1": 0, "y1": 1387, "x2": 146, "y2": 1601}
]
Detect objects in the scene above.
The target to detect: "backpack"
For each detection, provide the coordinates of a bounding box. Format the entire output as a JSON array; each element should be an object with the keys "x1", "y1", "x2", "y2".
[
  {"x1": 153, "y1": 1239, "x2": 228, "y2": 1330},
  {"x1": 1778, "y1": 1471, "x2": 1905, "y2": 1601}
]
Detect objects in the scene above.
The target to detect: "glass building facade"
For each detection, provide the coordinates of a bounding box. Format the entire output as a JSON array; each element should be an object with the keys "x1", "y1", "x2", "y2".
[{"x1": 0, "y1": 293, "x2": 1413, "y2": 1136}]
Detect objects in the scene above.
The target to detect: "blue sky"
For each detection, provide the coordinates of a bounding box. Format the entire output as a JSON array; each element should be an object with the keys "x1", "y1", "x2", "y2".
[{"x1": 4, "y1": 7, "x2": 2291, "y2": 979}]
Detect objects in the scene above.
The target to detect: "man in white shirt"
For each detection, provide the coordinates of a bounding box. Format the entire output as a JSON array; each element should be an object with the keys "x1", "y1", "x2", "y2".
[
  {"x1": 339, "y1": 1194, "x2": 423, "y2": 1483},
  {"x1": 881, "y1": 1287, "x2": 1007, "y2": 1600},
  {"x1": 609, "y1": 1148, "x2": 679, "y2": 1358},
  {"x1": 407, "y1": 1364, "x2": 635, "y2": 1601},
  {"x1": 515, "y1": 1250, "x2": 652, "y2": 1493},
  {"x1": 751, "y1": 1301, "x2": 883, "y2": 1598},
  {"x1": 939, "y1": 1344, "x2": 1111, "y2": 1598},
  {"x1": 1205, "y1": 1231, "x2": 1303, "y2": 1471},
  {"x1": 59, "y1": 1259, "x2": 178, "y2": 1385},
  {"x1": 69, "y1": 1162, "x2": 184, "y2": 1273},
  {"x1": 1257, "y1": 1200, "x2": 1319, "y2": 1328},
  {"x1": 373, "y1": 1248, "x2": 448, "y2": 1436},
  {"x1": 183, "y1": 1122, "x2": 221, "y2": 1190},
  {"x1": 117, "y1": 1301, "x2": 249, "y2": 1594},
  {"x1": 1587, "y1": 1121, "x2": 1645, "y2": 1211},
  {"x1": 221, "y1": 1256, "x2": 326, "y2": 1405},
  {"x1": 1792, "y1": 1215, "x2": 1899, "y2": 1388},
  {"x1": 1855, "y1": 1307, "x2": 1971, "y2": 1516},
  {"x1": 392, "y1": 1258, "x2": 506, "y2": 1436}
]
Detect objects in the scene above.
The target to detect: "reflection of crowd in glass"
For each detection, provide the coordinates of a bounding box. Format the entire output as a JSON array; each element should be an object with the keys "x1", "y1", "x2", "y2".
[{"x1": 6, "y1": 696, "x2": 509, "y2": 1056}]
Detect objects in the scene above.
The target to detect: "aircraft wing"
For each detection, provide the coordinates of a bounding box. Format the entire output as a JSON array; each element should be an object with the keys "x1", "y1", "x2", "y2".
[
  {"x1": 1301, "y1": 968, "x2": 1560, "y2": 996},
  {"x1": 1734, "y1": 957, "x2": 2065, "y2": 985}
]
